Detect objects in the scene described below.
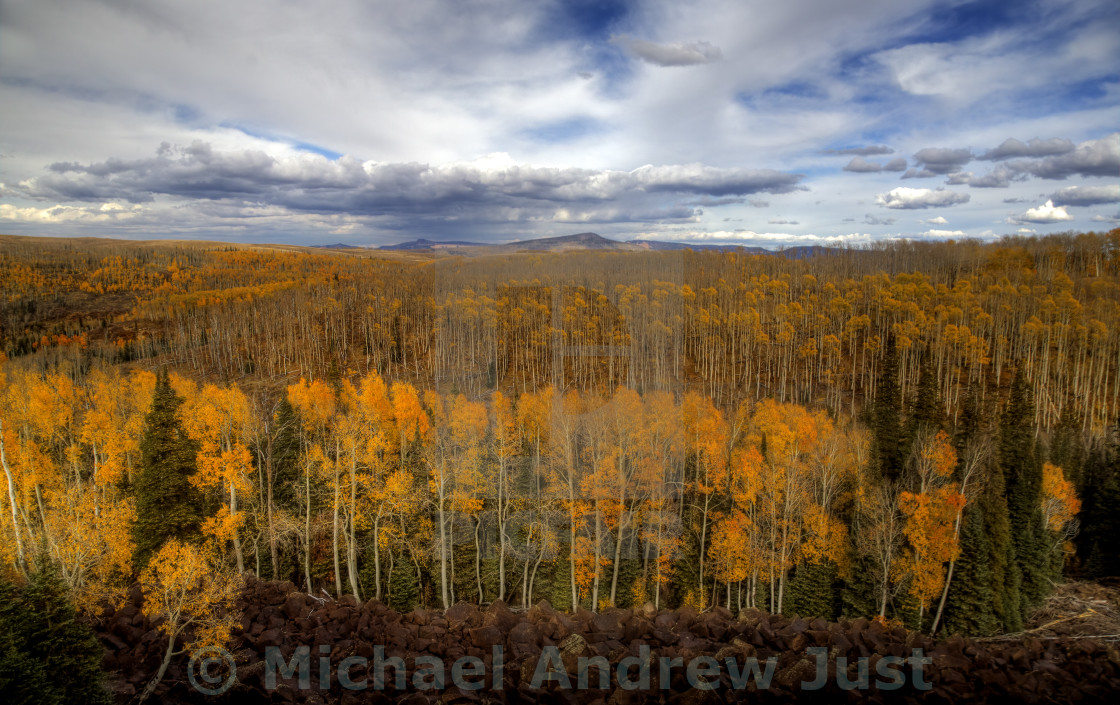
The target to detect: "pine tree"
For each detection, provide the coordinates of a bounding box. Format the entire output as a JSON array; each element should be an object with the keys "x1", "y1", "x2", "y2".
[
  {"x1": 840, "y1": 539, "x2": 879, "y2": 618},
  {"x1": 1048, "y1": 408, "x2": 1085, "y2": 489},
  {"x1": 942, "y1": 504, "x2": 998, "y2": 635},
  {"x1": 1078, "y1": 424, "x2": 1120, "y2": 578},
  {"x1": 271, "y1": 398, "x2": 301, "y2": 510},
  {"x1": 0, "y1": 558, "x2": 111, "y2": 705},
  {"x1": 788, "y1": 562, "x2": 839, "y2": 620},
  {"x1": 982, "y1": 455, "x2": 1023, "y2": 632},
  {"x1": 870, "y1": 336, "x2": 903, "y2": 483},
  {"x1": 388, "y1": 553, "x2": 420, "y2": 611},
  {"x1": 131, "y1": 369, "x2": 205, "y2": 571},
  {"x1": 904, "y1": 357, "x2": 942, "y2": 458},
  {"x1": 1000, "y1": 366, "x2": 1049, "y2": 611}
]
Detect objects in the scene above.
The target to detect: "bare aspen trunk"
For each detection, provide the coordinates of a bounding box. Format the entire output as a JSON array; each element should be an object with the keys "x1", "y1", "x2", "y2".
[
  {"x1": 230, "y1": 480, "x2": 244, "y2": 573},
  {"x1": 0, "y1": 421, "x2": 26, "y2": 574}
]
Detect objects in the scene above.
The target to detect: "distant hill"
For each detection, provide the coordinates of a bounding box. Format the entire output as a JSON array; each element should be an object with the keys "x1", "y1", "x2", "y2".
[
  {"x1": 378, "y1": 238, "x2": 488, "y2": 250},
  {"x1": 496, "y1": 232, "x2": 642, "y2": 252},
  {"x1": 376, "y1": 232, "x2": 844, "y2": 257},
  {"x1": 312, "y1": 242, "x2": 364, "y2": 249}
]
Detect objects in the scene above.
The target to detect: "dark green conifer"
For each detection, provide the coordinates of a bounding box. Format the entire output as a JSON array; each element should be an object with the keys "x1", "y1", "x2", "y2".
[
  {"x1": 1078, "y1": 424, "x2": 1120, "y2": 577},
  {"x1": 942, "y1": 504, "x2": 999, "y2": 635},
  {"x1": 870, "y1": 336, "x2": 903, "y2": 483},
  {"x1": 1000, "y1": 365, "x2": 1049, "y2": 611},
  {"x1": 131, "y1": 368, "x2": 204, "y2": 571},
  {"x1": 0, "y1": 558, "x2": 111, "y2": 705},
  {"x1": 788, "y1": 561, "x2": 839, "y2": 620}
]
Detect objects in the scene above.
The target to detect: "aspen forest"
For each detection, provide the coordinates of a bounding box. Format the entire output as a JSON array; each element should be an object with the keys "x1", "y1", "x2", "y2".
[{"x1": 2, "y1": 231, "x2": 1120, "y2": 701}]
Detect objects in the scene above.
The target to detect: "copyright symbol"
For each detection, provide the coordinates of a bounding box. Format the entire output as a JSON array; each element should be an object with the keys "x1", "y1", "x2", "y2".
[{"x1": 188, "y1": 646, "x2": 236, "y2": 696}]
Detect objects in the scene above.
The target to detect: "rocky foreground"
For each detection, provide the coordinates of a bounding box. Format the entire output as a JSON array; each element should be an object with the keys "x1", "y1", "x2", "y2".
[{"x1": 94, "y1": 576, "x2": 1119, "y2": 703}]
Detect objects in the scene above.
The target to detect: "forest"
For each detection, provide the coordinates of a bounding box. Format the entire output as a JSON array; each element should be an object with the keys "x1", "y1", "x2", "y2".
[{"x1": 1, "y1": 231, "x2": 1119, "y2": 700}]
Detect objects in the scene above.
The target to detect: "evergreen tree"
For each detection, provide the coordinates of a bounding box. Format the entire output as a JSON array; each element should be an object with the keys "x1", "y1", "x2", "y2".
[
  {"x1": 942, "y1": 504, "x2": 999, "y2": 636},
  {"x1": 131, "y1": 368, "x2": 205, "y2": 571},
  {"x1": 271, "y1": 398, "x2": 302, "y2": 510},
  {"x1": 904, "y1": 357, "x2": 943, "y2": 457},
  {"x1": 1078, "y1": 424, "x2": 1120, "y2": 577},
  {"x1": 1000, "y1": 366, "x2": 1050, "y2": 611},
  {"x1": 1049, "y1": 408, "x2": 1086, "y2": 489},
  {"x1": 788, "y1": 561, "x2": 839, "y2": 620},
  {"x1": 982, "y1": 457, "x2": 1023, "y2": 632},
  {"x1": 870, "y1": 336, "x2": 903, "y2": 483},
  {"x1": 840, "y1": 540, "x2": 879, "y2": 618},
  {"x1": 388, "y1": 553, "x2": 420, "y2": 611},
  {"x1": 0, "y1": 558, "x2": 111, "y2": 705}
]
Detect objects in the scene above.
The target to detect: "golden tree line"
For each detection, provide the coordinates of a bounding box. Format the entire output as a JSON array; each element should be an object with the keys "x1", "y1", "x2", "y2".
[
  {"x1": 0, "y1": 359, "x2": 1081, "y2": 626},
  {"x1": 3, "y1": 232, "x2": 1118, "y2": 436}
]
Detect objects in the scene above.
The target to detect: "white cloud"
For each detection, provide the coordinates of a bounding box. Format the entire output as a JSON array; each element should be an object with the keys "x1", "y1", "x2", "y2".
[
  {"x1": 924, "y1": 216, "x2": 947, "y2": 224},
  {"x1": 876, "y1": 187, "x2": 970, "y2": 209},
  {"x1": 0, "y1": 202, "x2": 143, "y2": 223},
  {"x1": 920, "y1": 229, "x2": 965, "y2": 237},
  {"x1": 1007, "y1": 199, "x2": 1074, "y2": 224}
]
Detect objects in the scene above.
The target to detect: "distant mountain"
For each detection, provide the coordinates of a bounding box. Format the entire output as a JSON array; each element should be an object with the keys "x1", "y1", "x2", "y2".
[
  {"x1": 379, "y1": 238, "x2": 488, "y2": 250},
  {"x1": 496, "y1": 232, "x2": 641, "y2": 252},
  {"x1": 375, "y1": 233, "x2": 846, "y2": 257},
  {"x1": 312, "y1": 242, "x2": 364, "y2": 249}
]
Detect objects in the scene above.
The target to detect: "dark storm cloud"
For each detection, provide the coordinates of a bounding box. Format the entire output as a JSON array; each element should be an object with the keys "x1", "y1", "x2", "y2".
[{"x1": 18, "y1": 142, "x2": 803, "y2": 224}]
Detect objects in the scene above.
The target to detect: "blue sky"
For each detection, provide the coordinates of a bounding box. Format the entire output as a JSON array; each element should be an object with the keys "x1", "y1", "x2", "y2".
[{"x1": 0, "y1": 0, "x2": 1117, "y2": 247}]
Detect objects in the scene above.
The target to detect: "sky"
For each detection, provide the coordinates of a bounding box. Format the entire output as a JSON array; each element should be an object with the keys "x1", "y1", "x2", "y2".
[{"x1": 0, "y1": 0, "x2": 1118, "y2": 249}]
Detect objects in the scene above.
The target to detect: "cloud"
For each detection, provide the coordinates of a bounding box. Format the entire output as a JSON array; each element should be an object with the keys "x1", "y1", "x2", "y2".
[
  {"x1": 1090, "y1": 213, "x2": 1119, "y2": 223},
  {"x1": 912, "y1": 147, "x2": 972, "y2": 174},
  {"x1": 1006, "y1": 134, "x2": 1120, "y2": 180},
  {"x1": 12, "y1": 142, "x2": 804, "y2": 231},
  {"x1": 1007, "y1": 200, "x2": 1074, "y2": 224},
  {"x1": 876, "y1": 187, "x2": 970, "y2": 209},
  {"x1": 924, "y1": 216, "x2": 947, "y2": 225},
  {"x1": 823, "y1": 146, "x2": 894, "y2": 156},
  {"x1": 1048, "y1": 184, "x2": 1120, "y2": 206},
  {"x1": 611, "y1": 36, "x2": 722, "y2": 66},
  {"x1": 843, "y1": 157, "x2": 883, "y2": 173},
  {"x1": 901, "y1": 168, "x2": 938, "y2": 179},
  {"x1": 979, "y1": 137, "x2": 1075, "y2": 161},
  {"x1": 864, "y1": 214, "x2": 896, "y2": 225},
  {"x1": 946, "y1": 164, "x2": 1020, "y2": 188},
  {"x1": 635, "y1": 229, "x2": 871, "y2": 248},
  {"x1": 843, "y1": 156, "x2": 907, "y2": 173},
  {"x1": 768, "y1": 218, "x2": 799, "y2": 225},
  {"x1": 921, "y1": 229, "x2": 965, "y2": 238},
  {"x1": 0, "y1": 202, "x2": 144, "y2": 223}
]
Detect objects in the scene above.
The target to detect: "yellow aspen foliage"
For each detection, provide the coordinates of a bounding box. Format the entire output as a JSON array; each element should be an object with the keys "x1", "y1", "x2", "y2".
[
  {"x1": 137, "y1": 539, "x2": 242, "y2": 701},
  {"x1": 899, "y1": 487, "x2": 966, "y2": 609},
  {"x1": 1041, "y1": 461, "x2": 1081, "y2": 540}
]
